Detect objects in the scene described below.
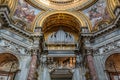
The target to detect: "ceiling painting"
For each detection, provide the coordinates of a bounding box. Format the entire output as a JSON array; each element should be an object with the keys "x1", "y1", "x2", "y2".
[
  {"x1": 14, "y1": 0, "x2": 41, "y2": 23},
  {"x1": 83, "y1": 0, "x2": 111, "y2": 27}
]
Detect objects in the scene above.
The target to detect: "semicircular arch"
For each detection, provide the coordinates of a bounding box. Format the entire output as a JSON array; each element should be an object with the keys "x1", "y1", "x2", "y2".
[{"x1": 33, "y1": 10, "x2": 92, "y2": 32}]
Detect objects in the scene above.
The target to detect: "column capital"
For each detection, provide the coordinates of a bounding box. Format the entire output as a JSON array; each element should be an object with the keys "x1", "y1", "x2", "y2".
[
  {"x1": 86, "y1": 47, "x2": 93, "y2": 55},
  {"x1": 29, "y1": 48, "x2": 39, "y2": 55}
]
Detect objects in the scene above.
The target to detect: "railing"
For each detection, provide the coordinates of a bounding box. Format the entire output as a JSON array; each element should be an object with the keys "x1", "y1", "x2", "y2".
[
  {"x1": 43, "y1": 41, "x2": 79, "y2": 51},
  {"x1": 45, "y1": 41, "x2": 78, "y2": 45}
]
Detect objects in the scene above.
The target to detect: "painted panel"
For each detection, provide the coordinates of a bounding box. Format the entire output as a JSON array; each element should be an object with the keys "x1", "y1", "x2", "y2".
[
  {"x1": 14, "y1": 0, "x2": 40, "y2": 23},
  {"x1": 83, "y1": 0, "x2": 110, "y2": 27}
]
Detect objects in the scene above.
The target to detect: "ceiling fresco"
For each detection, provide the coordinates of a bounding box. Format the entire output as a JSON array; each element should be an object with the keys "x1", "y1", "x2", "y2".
[
  {"x1": 13, "y1": 0, "x2": 41, "y2": 31},
  {"x1": 83, "y1": 0, "x2": 111, "y2": 27}
]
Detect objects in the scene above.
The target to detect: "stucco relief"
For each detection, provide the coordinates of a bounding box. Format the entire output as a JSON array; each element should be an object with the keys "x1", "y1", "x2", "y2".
[
  {"x1": 94, "y1": 40, "x2": 120, "y2": 54},
  {"x1": 0, "y1": 39, "x2": 29, "y2": 54}
]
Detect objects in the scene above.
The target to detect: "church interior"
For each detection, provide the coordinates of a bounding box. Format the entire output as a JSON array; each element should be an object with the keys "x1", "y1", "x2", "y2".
[{"x1": 0, "y1": 0, "x2": 120, "y2": 80}]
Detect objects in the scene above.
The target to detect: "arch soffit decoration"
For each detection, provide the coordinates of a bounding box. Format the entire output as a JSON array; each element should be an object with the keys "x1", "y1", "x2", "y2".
[
  {"x1": 33, "y1": 10, "x2": 92, "y2": 32},
  {"x1": 105, "y1": 53, "x2": 120, "y2": 72},
  {"x1": 0, "y1": 52, "x2": 19, "y2": 72},
  {"x1": 0, "y1": 52, "x2": 20, "y2": 64},
  {"x1": 0, "y1": 0, "x2": 119, "y2": 32},
  {"x1": 0, "y1": 0, "x2": 18, "y2": 16},
  {"x1": 102, "y1": 50, "x2": 120, "y2": 69}
]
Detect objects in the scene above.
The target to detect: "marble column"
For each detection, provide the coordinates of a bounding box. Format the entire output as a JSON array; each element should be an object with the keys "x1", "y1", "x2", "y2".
[
  {"x1": 72, "y1": 55, "x2": 82, "y2": 80},
  {"x1": 27, "y1": 53, "x2": 37, "y2": 80},
  {"x1": 38, "y1": 55, "x2": 51, "y2": 80},
  {"x1": 87, "y1": 53, "x2": 98, "y2": 80}
]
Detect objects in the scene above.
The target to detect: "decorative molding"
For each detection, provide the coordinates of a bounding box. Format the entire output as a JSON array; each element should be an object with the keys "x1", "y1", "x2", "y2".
[
  {"x1": 0, "y1": 39, "x2": 31, "y2": 55},
  {"x1": 93, "y1": 40, "x2": 120, "y2": 55}
]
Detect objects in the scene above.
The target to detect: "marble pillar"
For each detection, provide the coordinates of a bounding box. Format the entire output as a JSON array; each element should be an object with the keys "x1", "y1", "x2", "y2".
[
  {"x1": 87, "y1": 54, "x2": 98, "y2": 80},
  {"x1": 38, "y1": 55, "x2": 51, "y2": 80},
  {"x1": 27, "y1": 53, "x2": 37, "y2": 80},
  {"x1": 15, "y1": 56, "x2": 31, "y2": 80},
  {"x1": 72, "y1": 55, "x2": 82, "y2": 80}
]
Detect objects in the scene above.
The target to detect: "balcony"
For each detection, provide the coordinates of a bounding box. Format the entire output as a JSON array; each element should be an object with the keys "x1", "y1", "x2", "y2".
[{"x1": 43, "y1": 41, "x2": 79, "y2": 51}]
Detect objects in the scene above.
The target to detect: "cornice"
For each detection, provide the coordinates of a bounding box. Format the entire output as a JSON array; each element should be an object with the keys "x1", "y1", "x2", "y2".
[
  {"x1": 1, "y1": 5, "x2": 119, "y2": 41},
  {"x1": 0, "y1": 6, "x2": 42, "y2": 40}
]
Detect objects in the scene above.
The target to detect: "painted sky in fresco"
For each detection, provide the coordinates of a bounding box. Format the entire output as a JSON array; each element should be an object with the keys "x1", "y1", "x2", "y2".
[
  {"x1": 14, "y1": 0, "x2": 41, "y2": 23},
  {"x1": 83, "y1": 0, "x2": 110, "y2": 27}
]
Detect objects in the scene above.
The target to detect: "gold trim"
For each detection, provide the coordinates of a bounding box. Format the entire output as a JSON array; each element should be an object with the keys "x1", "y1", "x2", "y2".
[
  {"x1": 0, "y1": 0, "x2": 18, "y2": 16},
  {"x1": 26, "y1": 0, "x2": 97, "y2": 11},
  {"x1": 33, "y1": 10, "x2": 92, "y2": 32},
  {"x1": 106, "y1": 0, "x2": 118, "y2": 19}
]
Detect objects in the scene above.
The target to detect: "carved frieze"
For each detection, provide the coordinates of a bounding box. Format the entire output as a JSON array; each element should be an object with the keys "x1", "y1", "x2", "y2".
[
  {"x1": 0, "y1": 39, "x2": 30, "y2": 54},
  {"x1": 94, "y1": 40, "x2": 120, "y2": 54}
]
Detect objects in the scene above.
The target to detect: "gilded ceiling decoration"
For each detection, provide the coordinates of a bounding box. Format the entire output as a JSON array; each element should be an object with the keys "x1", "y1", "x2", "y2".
[
  {"x1": 1, "y1": 0, "x2": 118, "y2": 32},
  {"x1": 42, "y1": 13, "x2": 81, "y2": 33},
  {"x1": 26, "y1": 0, "x2": 97, "y2": 10},
  {"x1": 0, "y1": 0, "x2": 17, "y2": 15},
  {"x1": 49, "y1": 0, "x2": 74, "y2": 4}
]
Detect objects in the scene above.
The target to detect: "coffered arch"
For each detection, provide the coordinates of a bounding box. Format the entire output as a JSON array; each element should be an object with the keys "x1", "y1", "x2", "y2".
[
  {"x1": 33, "y1": 10, "x2": 92, "y2": 32},
  {"x1": 0, "y1": 53, "x2": 19, "y2": 72}
]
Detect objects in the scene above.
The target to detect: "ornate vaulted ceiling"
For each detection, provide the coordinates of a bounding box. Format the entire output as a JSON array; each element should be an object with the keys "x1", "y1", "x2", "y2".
[
  {"x1": 26, "y1": 0, "x2": 97, "y2": 10},
  {"x1": 0, "y1": 0, "x2": 119, "y2": 32},
  {"x1": 42, "y1": 13, "x2": 80, "y2": 33}
]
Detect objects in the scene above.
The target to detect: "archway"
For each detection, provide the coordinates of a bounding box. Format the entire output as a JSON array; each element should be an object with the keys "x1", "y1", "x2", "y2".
[
  {"x1": 41, "y1": 13, "x2": 82, "y2": 43},
  {"x1": 0, "y1": 53, "x2": 19, "y2": 80},
  {"x1": 105, "y1": 53, "x2": 120, "y2": 80}
]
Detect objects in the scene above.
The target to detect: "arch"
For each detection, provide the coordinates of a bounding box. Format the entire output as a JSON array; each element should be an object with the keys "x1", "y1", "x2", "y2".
[
  {"x1": 103, "y1": 52, "x2": 120, "y2": 67},
  {"x1": 106, "y1": 0, "x2": 120, "y2": 19},
  {"x1": 0, "y1": 0, "x2": 18, "y2": 16},
  {"x1": 0, "y1": 51, "x2": 21, "y2": 63},
  {"x1": 0, "y1": 52, "x2": 19, "y2": 80},
  {"x1": 104, "y1": 53, "x2": 120, "y2": 80},
  {"x1": 0, "y1": 53, "x2": 19, "y2": 71},
  {"x1": 33, "y1": 10, "x2": 92, "y2": 32}
]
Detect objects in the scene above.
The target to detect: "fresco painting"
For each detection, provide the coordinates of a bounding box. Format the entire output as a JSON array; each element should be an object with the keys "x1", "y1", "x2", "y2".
[
  {"x1": 83, "y1": 0, "x2": 110, "y2": 27},
  {"x1": 14, "y1": 0, "x2": 40, "y2": 23}
]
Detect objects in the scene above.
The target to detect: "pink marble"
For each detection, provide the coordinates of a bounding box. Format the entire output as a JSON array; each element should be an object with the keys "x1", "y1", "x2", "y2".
[
  {"x1": 27, "y1": 54, "x2": 37, "y2": 80},
  {"x1": 87, "y1": 54, "x2": 98, "y2": 80}
]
